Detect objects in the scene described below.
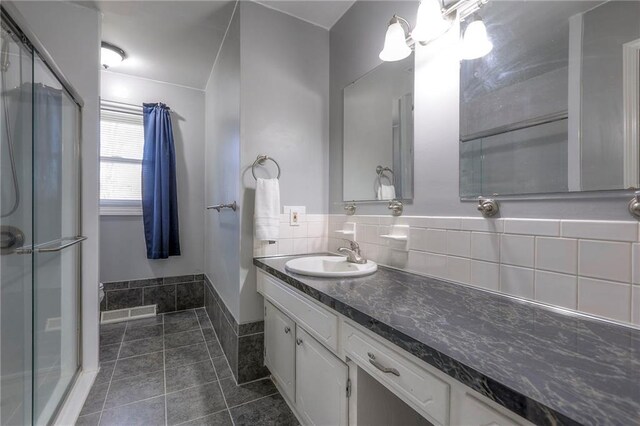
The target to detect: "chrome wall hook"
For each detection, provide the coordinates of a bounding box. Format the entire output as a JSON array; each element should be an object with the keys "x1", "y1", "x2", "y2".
[
  {"x1": 477, "y1": 197, "x2": 499, "y2": 217},
  {"x1": 388, "y1": 199, "x2": 403, "y2": 216},
  {"x1": 344, "y1": 203, "x2": 356, "y2": 215},
  {"x1": 628, "y1": 191, "x2": 640, "y2": 219}
]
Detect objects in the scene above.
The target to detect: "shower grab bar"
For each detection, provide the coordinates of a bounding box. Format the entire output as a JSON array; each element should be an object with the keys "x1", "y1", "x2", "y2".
[
  {"x1": 15, "y1": 236, "x2": 87, "y2": 254},
  {"x1": 207, "y1": 202, "x2": 237, "y2": 212}
]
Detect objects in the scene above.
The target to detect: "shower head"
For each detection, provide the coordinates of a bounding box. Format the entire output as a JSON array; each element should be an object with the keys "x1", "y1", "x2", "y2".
[{"x1": 1, "y1": 29, "x2": 10, "y2": 72}]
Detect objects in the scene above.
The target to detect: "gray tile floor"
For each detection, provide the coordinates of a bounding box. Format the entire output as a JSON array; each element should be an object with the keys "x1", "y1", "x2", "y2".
[{"x1": 77, "y1": 308, "x2": 298, "y2": 426}]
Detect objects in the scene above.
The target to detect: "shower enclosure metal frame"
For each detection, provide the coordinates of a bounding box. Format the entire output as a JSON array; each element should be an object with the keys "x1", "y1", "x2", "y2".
[{"x1": 1, "y1": 4, "x2": 85, "y2": 424}]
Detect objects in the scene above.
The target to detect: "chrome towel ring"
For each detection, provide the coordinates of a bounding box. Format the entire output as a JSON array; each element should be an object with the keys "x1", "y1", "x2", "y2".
[{"x1": 252, "y1": 154, "x2": 281, "y2": 180}]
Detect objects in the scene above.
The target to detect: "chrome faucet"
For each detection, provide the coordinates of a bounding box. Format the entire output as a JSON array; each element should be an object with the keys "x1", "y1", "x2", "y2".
[{"x1": 338, "y1": 240, "x2": 367, "y2": 264}]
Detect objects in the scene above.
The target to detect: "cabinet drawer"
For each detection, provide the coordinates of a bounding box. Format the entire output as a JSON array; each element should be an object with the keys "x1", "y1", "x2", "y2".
[
  {"x1": 457, "y1": 393, "x2": 523, "y2": 426},
  {"x1": 343, "y1": 321, "x2": 450, "y2": 425},
  {"x1": 258, "y1": 271, "x2": 339, "y2": 352}
]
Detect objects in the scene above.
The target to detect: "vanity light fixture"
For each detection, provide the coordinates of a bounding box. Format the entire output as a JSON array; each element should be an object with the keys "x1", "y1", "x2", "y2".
[
  {"x1": 379, "y1": 0, "x2": 490, "y2": 62},
  {"x1": 379, "y1": 16, "x2": 413, "y2": 62},
  {"x1": 460, "y1": 17, "x2": 493, "y2": 60},
  {"x1": 101, "y1": 42, "x2": 126, "y2": 69},
  {"x1": 411, "y1": 0, "x2": 450, "y2": 43}
]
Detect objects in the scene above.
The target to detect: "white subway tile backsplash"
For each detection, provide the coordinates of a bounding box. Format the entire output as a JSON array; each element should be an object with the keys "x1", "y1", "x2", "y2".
[
  {"x1": 461, "y1": 217, "x2": 504, "y2": 233},
  {"x1": 632, "y1": 287, "x2": 640, "y2": 325},
  {"x1": 307, "y1": 238, "x2": 326, "y2": 253},
  {"x1": 407, "y1": 250, "x2": 429, "y2": 275},
  {"x1": 500, "y1": 234, "x2": 534, "y2": 267},
  {"x1": 409, "y1": 228, "x2": 428, "y2": 252},
  {"x1": 578, "y1": 277, "x2": 631, "y2": 323},
  {"x1": 446, "y1": 230, "x2": 471, "y2": 257},
  {"x1": 388, "y1": 249, "x2": 409, "y2": 269},
  {"x1": 534, "y1": 270, "x2": 577, "y2": 309},
  {"x1": 535, "y1": 237, "x2": 577, "y2": 274},
  {"x1": 306, "y1": 214, "x2": 325, "y2": 222},
  {"x1": 471, "y1": 232, "x2": 500, "y2": 262},
  {"x1": 633, "y1": 244, "x2": 640, "y2": 285},
  {"x1": 500, "y1": 265, "x2": 535, "y2": 299},
  {"x1": 267, "y1": 214, "x2": 640, "y2": 326},
  {"x1": 278, "y1": 222, "x2": 294, "y2": 239},
  {"x1": 504, "y1": 219, "x2": 560, "y2": 237},
  {"x1": 292, "y1": 222, "x2": 308, "y2": 239},
  {"x1": 561, "y1": 220, "x2": 638, "y2": 242},
  {"x1": 470, "y1": 260, "x2": 499, "y2": 290},
  {"x1": 425, "y1": 229, "x2": 447, "y2": 254},
  {"x1": 578, "y1": 240, "x2": 631, "y2": 283},
  {"x1": 426, "y1": 253, "x2": 447, "y2": 279},
  {"x1": 278, "y1": 239, "x2": 293, "y2": 256},
  {"x1": 425, "y1": 217, "x2": 462, "y2": 230},
  {"x1": 307, "y1": 221, "x2": 326, "y2": 238},
  {"x1": 447, "y1": 256, "x2": 471, "y2": 284}
]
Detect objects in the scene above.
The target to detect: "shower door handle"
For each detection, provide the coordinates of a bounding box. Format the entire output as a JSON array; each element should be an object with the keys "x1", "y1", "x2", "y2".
[{"x1": 15, "y1": 236, "x2": 87, "y2": 254}]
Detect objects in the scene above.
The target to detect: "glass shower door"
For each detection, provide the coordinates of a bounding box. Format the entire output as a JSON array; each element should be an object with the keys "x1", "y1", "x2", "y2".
[
  {"x1": 0, "y1": 20, "x2": 34, "y2": 426},
  {"x1": 1, "y1": 10, "x2": 82, "y2": 424},
  {"x1": 31, "y1": 52, "x2": 81, "y2": 424}
]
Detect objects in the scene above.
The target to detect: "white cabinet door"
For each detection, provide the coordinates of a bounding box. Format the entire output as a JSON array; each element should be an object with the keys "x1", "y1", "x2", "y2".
[
  {"x1": 264, "y1": 301, "x2": 296, "y2": 402},
  {"x1": 295, "y1": 327, "x2": 349, "y2": 426}
]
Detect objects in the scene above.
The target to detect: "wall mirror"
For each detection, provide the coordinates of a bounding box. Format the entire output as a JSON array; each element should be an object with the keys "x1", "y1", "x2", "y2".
[
  {"x1": 343, "y1": 55, "x2": 414, "y2": 202},
  {"x1": 460, "y1": 1, "x2": 640, "y2": 198}
]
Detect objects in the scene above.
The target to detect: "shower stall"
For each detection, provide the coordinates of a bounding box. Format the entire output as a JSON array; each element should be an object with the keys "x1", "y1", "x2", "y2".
[{"x1": 1, "y1": 7, "x2": 83, "y2": 425}]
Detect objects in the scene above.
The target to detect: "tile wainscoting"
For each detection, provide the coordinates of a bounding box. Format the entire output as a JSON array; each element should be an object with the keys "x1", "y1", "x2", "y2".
[
  {"x1": 204, "y1": 276, "x2": 269, "y2": 384},
  {"x1": 101, "y1": 274, "x2": 205, "y2": 314},
  {"x1": 253, "y1": 213, "x2": 328, "y2": 257},
  {"x1": 326, "y1": 215, "x2": 640, "y2": 328}
]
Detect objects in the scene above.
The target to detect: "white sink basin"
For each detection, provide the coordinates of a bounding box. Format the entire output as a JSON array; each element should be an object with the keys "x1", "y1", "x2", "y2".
[{"x1": 285, "y1": 256, "x2": 377, "y2": 278}]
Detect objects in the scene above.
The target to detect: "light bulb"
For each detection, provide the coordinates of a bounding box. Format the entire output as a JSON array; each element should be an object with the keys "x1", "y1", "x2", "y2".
[
  {"x1": 411, "y1": 0, "x2": 449, "y2": 43},
  {"x1": 460, "y1": 19, "x2": 493, "y2": 60},
  {"x1": 379, "y1": 20, "x2": 412, "y2": 62}
]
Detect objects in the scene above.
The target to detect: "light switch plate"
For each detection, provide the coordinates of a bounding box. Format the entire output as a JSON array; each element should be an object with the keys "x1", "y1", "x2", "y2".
[
  {"x1": 290, "y1": 210, "x2": 300, "y2": 226},
  {"x1": 284, "y1": 206, "x2": 305, "y2": 226}
]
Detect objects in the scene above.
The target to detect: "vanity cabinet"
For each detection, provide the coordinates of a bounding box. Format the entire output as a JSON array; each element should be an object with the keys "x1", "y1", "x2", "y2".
[
  {"x1": 264, "y1": 299, "x2": 349, "y2": 426},
  {"x1": 257, "y1": 270, "x2": 531, "y2": 426}
]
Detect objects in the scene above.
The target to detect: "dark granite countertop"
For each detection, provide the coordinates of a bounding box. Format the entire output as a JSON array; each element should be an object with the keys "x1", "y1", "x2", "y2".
[{"x1": 254, "y1": 255, "x2": 640, "y2": 426}]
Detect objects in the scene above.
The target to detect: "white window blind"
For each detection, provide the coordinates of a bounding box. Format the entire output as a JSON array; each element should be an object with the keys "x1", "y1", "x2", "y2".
[{"x1": 100, "y1": 106, "x2": 144, "y2": 210}]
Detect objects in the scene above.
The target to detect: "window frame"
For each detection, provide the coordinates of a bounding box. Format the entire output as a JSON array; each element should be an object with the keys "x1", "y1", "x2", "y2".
[{"x1": 99, "y1": 100, "x2": 144, "y2": 216}]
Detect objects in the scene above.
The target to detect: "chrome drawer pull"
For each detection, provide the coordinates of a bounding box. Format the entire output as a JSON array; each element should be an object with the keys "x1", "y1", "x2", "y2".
[
  {"x1": 284, "y1": 326, "x2": 291, "y2": 334},
  {"x1": 368, "y1": 352, "x2": 400, "y2": 377},
  {"x1": 296, "y1": 338, "x2": 303, "y2": 346}
]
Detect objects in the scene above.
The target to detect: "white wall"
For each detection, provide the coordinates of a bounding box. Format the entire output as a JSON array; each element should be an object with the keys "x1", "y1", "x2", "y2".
[
  {"x1": 204, "y1": 2, "x2": 242, "y2": 321},
  {"x1": 239, "y1": 2, "x2": 329, "y2": 323},
  {"x1": 329, "y1": 1, "x2": 636, "y2": 220},
  {"x1": 9, "y1": 0, "x2": 102, "y2": 381},
  {"x1": 204, "y1": 2, "x2": 330, "y2": 323},
  {"x1": 99, "y1": 72, "x2": 205, "y2": 282}
]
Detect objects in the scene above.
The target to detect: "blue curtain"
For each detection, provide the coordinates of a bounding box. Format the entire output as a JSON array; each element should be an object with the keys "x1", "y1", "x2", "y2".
[{"x1": 142, "y1": 102, "x2": 181, "y2": 259}]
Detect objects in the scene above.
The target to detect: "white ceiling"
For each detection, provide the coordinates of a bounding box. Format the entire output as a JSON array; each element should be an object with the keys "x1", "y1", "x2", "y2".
[
  {"x1": 255, "y1": 0, "x2": 355, "y2": 29},
  {"x1": 80, "y1": 0, "x2": 354, "y2": 89}
]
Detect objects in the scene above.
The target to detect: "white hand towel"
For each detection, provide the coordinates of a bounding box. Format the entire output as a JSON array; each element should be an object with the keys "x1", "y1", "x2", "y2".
[
  {"x1": 255, "y1": 178, "x2": 280, "y2": 241},
  {"x1": 377, "y1": 183, "x2": 396, "y2": 200}
]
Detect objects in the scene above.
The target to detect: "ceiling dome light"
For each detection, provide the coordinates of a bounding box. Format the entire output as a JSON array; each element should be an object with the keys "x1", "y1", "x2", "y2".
[
  {"x1": 460, "y1": 19, "x2": 493, "y2": 60},
  {"x1": 411, "y1": 0, "x2": 449, "y2": 43},
  {"x1": 101, "y1": 42, "x2": 126, "y2": 69},
  {"x1": 379, "y1": 16, "x2": 412, "y2": 62}
]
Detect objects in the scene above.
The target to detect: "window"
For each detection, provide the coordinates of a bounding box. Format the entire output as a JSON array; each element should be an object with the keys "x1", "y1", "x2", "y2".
[{"x1": 100, "y1": 102, "x2": 144, "y2": 215}]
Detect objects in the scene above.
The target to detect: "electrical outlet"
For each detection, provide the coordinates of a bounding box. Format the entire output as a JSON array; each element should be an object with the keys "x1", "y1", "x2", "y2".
[
  {"x1": 290, "y1": 210, "x2": 300, "y2": 226},
  {"x1": 284, "y1": 206, "x2": 305, "y2": 226}
]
